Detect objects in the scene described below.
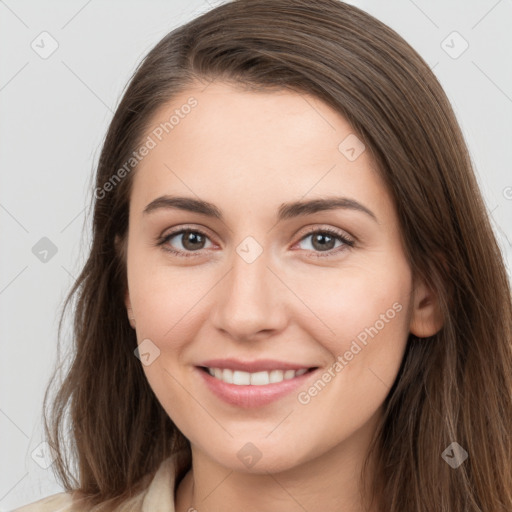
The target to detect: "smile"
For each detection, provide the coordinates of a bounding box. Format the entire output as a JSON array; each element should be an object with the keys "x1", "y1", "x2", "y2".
[
  {"x1": 196, "y1": 365, "x2": 320, "y2": 408},
  {"x1": 202, "y1": 367, "x2": 313, "y2": 385}
]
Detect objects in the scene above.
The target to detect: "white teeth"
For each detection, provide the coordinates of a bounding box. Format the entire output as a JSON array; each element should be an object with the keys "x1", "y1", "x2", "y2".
[
  {"x1": 223, "y1": 368, "x2": 233, "y2": 384},
  {"x1": 269, "y1": 369, "x2": 284, "y2": 383},
  {"x1": 233, "y1": 370, "x2": 251, "y2": 385},
  {"x1": 250, "y1": 371, "x2": 270, "y2": 385},
  {"x1": 205, "y1": 367, "x2": 311, "y2": 385},
  {"x1": 211, "y1": 367, "x2": 234, "y2": 384}
]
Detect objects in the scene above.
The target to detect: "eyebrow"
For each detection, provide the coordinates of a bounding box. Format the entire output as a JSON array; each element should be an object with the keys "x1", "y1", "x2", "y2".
[{"x1": 143, "y1": 195, "x2": 377, "y2": 222}]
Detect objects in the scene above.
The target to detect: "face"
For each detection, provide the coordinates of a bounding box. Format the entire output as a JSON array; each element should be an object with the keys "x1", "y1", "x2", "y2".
[{"x1": 120, "y1": 81, "x2": 441, "y2": 474}]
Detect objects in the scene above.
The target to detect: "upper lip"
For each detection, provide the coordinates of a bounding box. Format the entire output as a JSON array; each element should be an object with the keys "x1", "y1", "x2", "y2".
[{"x1": 198, "y1": 358, "x2": 318, "y2": 373}]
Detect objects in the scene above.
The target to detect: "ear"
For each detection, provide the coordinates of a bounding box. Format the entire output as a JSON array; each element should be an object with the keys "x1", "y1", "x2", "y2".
[
  {"x1": 115, "y1": 233, "x2": 135, "y2": 329},
  {"x1": 114, "y1": 233, "x2": 126, "y2": 263},
  {"x1": 409, "y1": 275, "x2": 444, "y2": 338},
  {"x1": 124, "y1": 289, "x2": 136, "y2": 329}
]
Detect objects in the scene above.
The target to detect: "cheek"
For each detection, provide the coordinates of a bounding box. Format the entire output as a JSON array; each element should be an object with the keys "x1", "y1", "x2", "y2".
[
  {"x1": 291, "y1": 256, "x2": 411, "y2": 354},
  {"x1": 290, "y1": 255, "x2": 413, "y2": 420},
  {"x1": 128, "y1": 267, "x2": 216, "y2": 408},
  {"x1": 129, "y1": 263, "x2": 208, "y2": 341},
  {"x1": 292, "y1": 268, "x2": 411, "y2": 442},
  {"x1": 129, "y1": 270, "x2": 198, "y2": 421}
]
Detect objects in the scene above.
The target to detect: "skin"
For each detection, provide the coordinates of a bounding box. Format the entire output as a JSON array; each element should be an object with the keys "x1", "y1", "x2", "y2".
[{"x1": 119, "y1": 81, "x2": 443, "y2": 512}]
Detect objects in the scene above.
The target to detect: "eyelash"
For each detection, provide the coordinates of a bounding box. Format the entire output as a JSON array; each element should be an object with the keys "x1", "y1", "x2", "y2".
[{"x1": 155, "y1": 225, "x2": 355, "y2": 259}]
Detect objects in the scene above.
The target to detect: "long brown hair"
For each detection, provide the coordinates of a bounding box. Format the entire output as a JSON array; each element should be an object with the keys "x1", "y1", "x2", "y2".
[{"x1": 44, "y1": 0, "x2": 512, "y2": 510}]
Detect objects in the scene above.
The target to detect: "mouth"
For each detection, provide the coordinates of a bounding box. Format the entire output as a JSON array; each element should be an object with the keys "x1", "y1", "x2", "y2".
[
  {"x1": 195, "y1": 365, "x2": 320, "y2": 408},
  {"x1": 198, "y1": 366, "x2": 318, "y2": 385}
]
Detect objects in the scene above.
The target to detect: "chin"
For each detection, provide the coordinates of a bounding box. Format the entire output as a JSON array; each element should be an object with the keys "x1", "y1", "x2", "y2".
[{"x1": 204, "y1": 440, "x2": 311, "y2": 475}]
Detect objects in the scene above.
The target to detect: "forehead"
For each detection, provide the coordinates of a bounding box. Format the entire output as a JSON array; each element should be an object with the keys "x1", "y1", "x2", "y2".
[{"x1": 129, "y1": 81, "x2": 391, "y2": 221}]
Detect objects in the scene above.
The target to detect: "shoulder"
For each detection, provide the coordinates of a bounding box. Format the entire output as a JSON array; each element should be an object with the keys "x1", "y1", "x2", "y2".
[
  {"x1": 12, "y1": 492, "x2": 74, "y2": 511},
  {"x1": 11, "y1": 450, "x2": 191, "y2": 512}
]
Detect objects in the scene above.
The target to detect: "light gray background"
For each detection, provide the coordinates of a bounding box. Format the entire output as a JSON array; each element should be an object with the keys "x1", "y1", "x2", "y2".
[{"x1": 1, "y1": 0, "x2": 511, "y2": 509}]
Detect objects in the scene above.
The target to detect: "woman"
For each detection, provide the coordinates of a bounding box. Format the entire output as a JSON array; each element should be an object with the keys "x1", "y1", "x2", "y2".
[{"x1": 15, "y1": 0, "x2": 512, "y2": 510}]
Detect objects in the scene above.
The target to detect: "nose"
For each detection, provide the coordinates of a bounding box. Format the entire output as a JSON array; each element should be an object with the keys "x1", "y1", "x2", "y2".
[{"x1": 210, "y1": 243, "x2": 288, "y2": 341}]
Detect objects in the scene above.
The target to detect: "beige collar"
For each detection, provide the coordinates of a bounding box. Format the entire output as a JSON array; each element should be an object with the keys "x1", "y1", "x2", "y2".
[{"x1": 142, "y1": 449, "x2": 191, "y2": 511}]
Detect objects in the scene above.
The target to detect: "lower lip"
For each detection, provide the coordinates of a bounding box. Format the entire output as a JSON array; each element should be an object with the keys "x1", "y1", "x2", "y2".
[{"x1": 196, "y1": 367, "x2": 318, "y2": 408}]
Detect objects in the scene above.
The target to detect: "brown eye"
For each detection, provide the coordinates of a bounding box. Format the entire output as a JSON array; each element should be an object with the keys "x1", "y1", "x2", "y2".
[
  {"x1": 309, "y1": 232, "x2": 337, "y2": 251},
  {"x1": 295, "y1": 227, "x2": 355, "y2": 257},
  {"x1": 158, "y1": 228, "x2": 213, "y2": 258},
  {"x1": 178, "y1": 230, "x2": 207, "y2": 251}
]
